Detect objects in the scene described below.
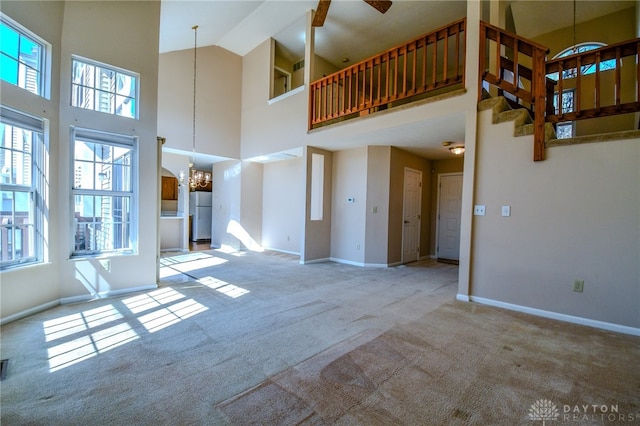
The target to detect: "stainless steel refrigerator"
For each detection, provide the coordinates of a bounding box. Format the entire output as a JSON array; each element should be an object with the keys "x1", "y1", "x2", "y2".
[{"x1": 189, "y1": 192, "x2": 212, "y2": 241}]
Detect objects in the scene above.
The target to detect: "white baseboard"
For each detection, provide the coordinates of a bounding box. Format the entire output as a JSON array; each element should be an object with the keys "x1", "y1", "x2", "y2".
[
  {"x1": 468, "y1": 296, "x2": 640, "y2": 336},
  {"x1": 300, "y1": 257, "x2": 331, "y2": 265},
  {"x1": 59, "y1": 285, "x2": 158, "y2": 306},
  {"x1": 1, "y1": 300, "x2": 60, "y2": 325},
  {"x1": 456, "y1": 293, "x2": 470, "y2": 302},
  {"x1": 160, "y1": 248, "x2": 189, "y2": 253},
  {"x1": 263, "y1": 247, "x2": 300, "y2": 256}
]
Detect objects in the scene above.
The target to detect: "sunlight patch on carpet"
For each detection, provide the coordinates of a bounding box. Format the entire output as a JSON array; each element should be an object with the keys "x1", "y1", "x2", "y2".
[{"x1": 198, "y1": 276, "x2": 250, "y2": 298}]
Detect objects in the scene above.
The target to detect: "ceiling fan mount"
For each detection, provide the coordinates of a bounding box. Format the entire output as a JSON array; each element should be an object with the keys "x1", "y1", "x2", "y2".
[{"x1": 312, "y1": 0, "x2": 393, "y2": 27}]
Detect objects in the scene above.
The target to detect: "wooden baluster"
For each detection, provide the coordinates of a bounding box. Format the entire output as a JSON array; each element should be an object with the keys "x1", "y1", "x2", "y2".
[
  {"x1": 432, "y1": 37, "x2": 437, "y2": 87},
  {"x1": 411, "y1": 42, "x2": 417, "y2": 94},
  {"x1": 385, "y1": 53, "x2": 390, "y2": 101},
  {"x1": 401, "y1": 46, "x2": 407, "y2": 95},
  {"x1": 478, "y1": 23, "x2": 486, "y2": 101},
  {"x1": 454, "y1": 25, "x2": 460, "y2": 82},
  {"x1": 513, "y1": 39, "x2": 519, "y2": 95},
  {"x1": 495, "y1": 31, "x2": 501, "y2": 84},
  {"x1": 421, "y1": 39, "x2": 427, "y2": 91},
  {"x1": 368, "y1": 60, "x2": 374, "y2": 107},
  {"x1": 341, "y1": 71, "x2": 346, "y2": 116},
  {"x1": 637, "y1": 41, "x2": 640, "y2": 106},
  {"x1": 595, "y1": 51, "x2": 601, "y2": 113},
  {"x1": 557, "y1": 61, "x2": 564, "y2": 117},
  {"x1": 443, "y1": 30, "x2": 449, "y2": 84},
  {"x1": 394, "y1": 48, "x2": 399, "y2": 99},
  {"x1": 532, "y1": 47, "x2": 547, "y2": 161},
  {"x1": 377, "y1": 58, "x2": 382, "y2": 102},
  {"x1": 615, "y1": 47, "x2": 621, "y2": 110}
]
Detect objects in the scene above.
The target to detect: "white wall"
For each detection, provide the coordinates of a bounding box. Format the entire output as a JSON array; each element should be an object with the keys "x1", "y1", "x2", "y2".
[
  {"x1": 158, "y1": 46, "x2": 241, "y2": 159},
  {"x1": 262, "y1": 158, "x2": 304, "y2": 254},
  {"x1": 331, "y1": 147, "x2": 368, "y2": 265},
  {"x1": 471, "y1": 108, "x2": 640, "y2": 329},
  {"x1": 1, "y1": 1, "x2": 161, "y2": 321},
  {"x1": 0, "y1": 1, "x2": 64, "y2": 320}
]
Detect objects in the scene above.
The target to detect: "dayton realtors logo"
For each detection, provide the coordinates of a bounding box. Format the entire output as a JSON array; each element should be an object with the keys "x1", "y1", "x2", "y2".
[
  {"x1": 529, "y1": 400, "x2": 639, "y2": 424},
  {"x1": 528, "y1": 400, "x2": 560, "y2": 425}
]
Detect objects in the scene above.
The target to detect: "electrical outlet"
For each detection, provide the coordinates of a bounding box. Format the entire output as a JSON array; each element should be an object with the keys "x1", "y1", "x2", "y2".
[
  {"x1": 573, "y1": 280, "x2": 584, "y2": 293},
  {"x1": 474, "y1": 205, "x2": 486, "y2": 216}
]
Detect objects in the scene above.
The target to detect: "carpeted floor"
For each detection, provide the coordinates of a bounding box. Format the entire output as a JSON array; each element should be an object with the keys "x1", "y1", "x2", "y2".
[{"x1": 1, "y1": 249, "x2": 639, "y2": 425}]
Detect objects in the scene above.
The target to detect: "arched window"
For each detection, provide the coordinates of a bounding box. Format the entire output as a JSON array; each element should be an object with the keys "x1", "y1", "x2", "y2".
[{"x1": 548, "y1": 42, "x2": 616, "y2": 81}]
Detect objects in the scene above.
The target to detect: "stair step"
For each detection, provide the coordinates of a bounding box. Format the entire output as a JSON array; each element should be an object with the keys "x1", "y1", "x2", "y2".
[{"x1": 479, "y1": 95, "x2": 556, "y2": 142}]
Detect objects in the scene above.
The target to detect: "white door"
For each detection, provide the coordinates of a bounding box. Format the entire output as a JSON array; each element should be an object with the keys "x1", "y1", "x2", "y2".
[
  {"x1": 402, "y1": 168, "x2": 422, "y2": 264},
  {"x1": 437, "y1": 173, "x2": 463, "y2": 262}
]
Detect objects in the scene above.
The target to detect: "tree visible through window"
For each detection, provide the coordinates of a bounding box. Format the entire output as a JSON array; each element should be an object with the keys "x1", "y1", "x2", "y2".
[
  {"x1": 71, "y1": 57, "x2": 138, "y2": 119},
  {"x1": 553, "y1": 89, "x2": 575, "y2": 139},
  {"x1": 72, "y1": 129, "x2": 136, "y2": 256},
  {"x1": 548, "y1": 42, "x2": 616, "y2": 81}
]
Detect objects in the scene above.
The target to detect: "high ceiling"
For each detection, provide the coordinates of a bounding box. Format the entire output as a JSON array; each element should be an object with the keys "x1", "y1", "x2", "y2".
[{"x1": 159, "y1": 0, "x2": 635, "y2": 162}]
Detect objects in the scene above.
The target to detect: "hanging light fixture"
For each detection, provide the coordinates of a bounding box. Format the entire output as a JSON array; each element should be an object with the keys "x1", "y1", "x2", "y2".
[{"x1": 182, "y1": 24, "x2": 211, "y2": 190}]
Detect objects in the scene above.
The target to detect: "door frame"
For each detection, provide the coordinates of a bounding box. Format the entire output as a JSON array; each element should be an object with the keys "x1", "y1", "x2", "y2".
[
  {"x1": 435, "y1": 172, "x2": 463, "y2": 261},
  {"x1": 401, "y1": 167, "x2": 422, "y2": 264}
]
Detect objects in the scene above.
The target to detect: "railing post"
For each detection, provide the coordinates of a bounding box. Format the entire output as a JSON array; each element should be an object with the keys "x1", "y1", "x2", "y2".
[{"x1": 532, "y1": 47, "x2": 547, "y2": 161}]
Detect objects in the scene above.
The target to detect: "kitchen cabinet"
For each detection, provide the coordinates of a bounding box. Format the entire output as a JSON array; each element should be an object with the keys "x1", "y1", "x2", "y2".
[{"x1": 161, "y1": 176, "x2": 178, "y2": 200}]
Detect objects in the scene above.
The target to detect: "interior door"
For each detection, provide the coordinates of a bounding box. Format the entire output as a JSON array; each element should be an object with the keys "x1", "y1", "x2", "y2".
[
  {"x1": 437, "y1": 173, "x2": 463, "y2": 262},
  {"x1": 402, "y1": 168, "x2": 422, "y2": 264}
]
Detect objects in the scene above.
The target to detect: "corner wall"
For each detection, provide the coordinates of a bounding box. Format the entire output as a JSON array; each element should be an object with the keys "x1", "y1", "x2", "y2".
[{"x1": 471, "y1": 108, "x2": 640, "y2": 330}]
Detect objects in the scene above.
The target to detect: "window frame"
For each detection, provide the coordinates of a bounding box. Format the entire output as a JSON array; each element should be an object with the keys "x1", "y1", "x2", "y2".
[
  {"x1": 0, "y1": 13, "x2": 50, "y2": 98},
  {"x1": 553, "y1": 88, "x2": 576, "y2": 139},
  {"x1": 70, "y1": 55, "x2": 139, "y2": 120},
  {"x1": 0, "y1": 106, "x2": 46, "y2": 270},
  {"x1": 70, "y1": 127, "x2": 138, "y2": 258}
]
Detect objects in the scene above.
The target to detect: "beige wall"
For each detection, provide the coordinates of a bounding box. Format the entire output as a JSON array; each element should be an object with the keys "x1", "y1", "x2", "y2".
[
  {"x1": 302, "y1": 147, "x2": 333, "y2": 262},
  {"x1": 1, "y1": 1, "x2": 161, "y2": 321},
  {"x1": 471, "y1": 108, "x2": 640, "y2": 329},
  {"x1": 262, "y1": 157, "x2": 304, "y2": 254},
  {"x1": 364, "y1": 146, "x2": 391, "y2": 266},
  {"x1": 158, "y1": 45, "x2": 241, "y2": 159},
  {"x1": 331, "y1": 147, "x2": 368, "y2": 264}
]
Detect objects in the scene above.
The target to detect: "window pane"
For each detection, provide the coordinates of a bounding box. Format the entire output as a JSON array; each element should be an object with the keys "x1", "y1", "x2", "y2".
[
  {"x1": 116, "y1": 96, "x2": 135, "y2": 118},
  {"x1": 0, "y1": 55, "x2": 18, "y2": 85},
  {"x1": 71, "y1": 58, "x2": 138, "y2": 119},
  {"x1": 74, "y1": 195, "x2": 131, "y2": 252},
  {"x1": 0, "y1": 24, "x2": 19, "y2": 58},
  {"x1": 72, "y1": 60, "x2": 94, "y2": 85},
  {"x1": 19, "y1": 36, "x2": 39, "y2": 68},
  {"x1": 556, "y1": 123, "x2": 573, "y2": 139},
  {"x1": 116, "y1": 73, "x2": 135, "y2": 97},
  {"x1": 0, "y1": 190, "x2": 35, "y2": 262}
]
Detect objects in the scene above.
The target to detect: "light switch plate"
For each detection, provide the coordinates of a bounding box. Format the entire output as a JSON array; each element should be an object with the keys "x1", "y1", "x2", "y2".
[
  {"x1": 474, "y1": 205, "x2": 486, "y2": 216},
  {"x1": 501, "y1": 205, "x2": 511, "y2": 217}
]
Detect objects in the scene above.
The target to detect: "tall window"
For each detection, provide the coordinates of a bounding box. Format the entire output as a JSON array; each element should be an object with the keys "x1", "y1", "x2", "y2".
[
  {"x1": 0, "y1": 107, "x2": 46, "y2": 269},
  {"x1": 0, "y1": 14, "x2": 47, "y2": 97},
  {"x1": 71, "y1": 57, "x2": 138, "y2": 119},
  {"x1": 72, "y1": 129, "x2": 136, "y2": 256}
]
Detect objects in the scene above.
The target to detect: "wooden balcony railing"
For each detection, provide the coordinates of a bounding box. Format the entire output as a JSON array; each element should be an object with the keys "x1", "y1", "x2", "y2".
[
  {"x1": 479, "y1": 21, "x2": 550, "y2": 161},
  {"x1": 481, "y1": 21, "x2": 640, "y2": 161},
  {"x1": 545, "y1": 39, "x2": 640, "y2": 124},
  {"x1": 309, "y1": 18, "x2": 466, "y2": 130}
]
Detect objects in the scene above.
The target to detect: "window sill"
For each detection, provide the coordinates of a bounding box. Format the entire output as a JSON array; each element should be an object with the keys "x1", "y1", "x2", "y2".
[{"x1": 268, "y1": 85, "x2": 305, "y2": 105}]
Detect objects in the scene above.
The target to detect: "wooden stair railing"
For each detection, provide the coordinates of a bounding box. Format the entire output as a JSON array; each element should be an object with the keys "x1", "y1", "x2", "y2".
[
  {"x1": 481, "y1": 21, "x2": 640, "y2": 161},
  {"x1": 309, "y1": 18, "x2": 466, "y2": 130},
  {"x1": 545, "y1": 39, "x2": 640, "y2": 124},
  {"x1": 479, "y1": 21, "x2": 550, "y2": 161}
]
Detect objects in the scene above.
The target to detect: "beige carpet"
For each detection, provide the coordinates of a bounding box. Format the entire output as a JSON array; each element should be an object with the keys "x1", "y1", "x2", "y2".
[
  {"x1": 218, "y1": 301, "x2": 640, "y2": 425},
  {"x1": 1, "y1": 249, "x2": 639, "y2": 425}
]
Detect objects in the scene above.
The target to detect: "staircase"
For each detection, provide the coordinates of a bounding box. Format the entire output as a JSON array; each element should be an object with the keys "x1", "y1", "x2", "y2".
[{"x1": 478, "y1": 95, "x2": 555, "y2": 143}]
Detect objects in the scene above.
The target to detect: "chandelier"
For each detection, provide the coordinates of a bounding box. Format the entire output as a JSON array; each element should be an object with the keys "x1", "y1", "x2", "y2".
[{"x1": 180, "y1": 24, "x2": 211, "y2": 190}]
